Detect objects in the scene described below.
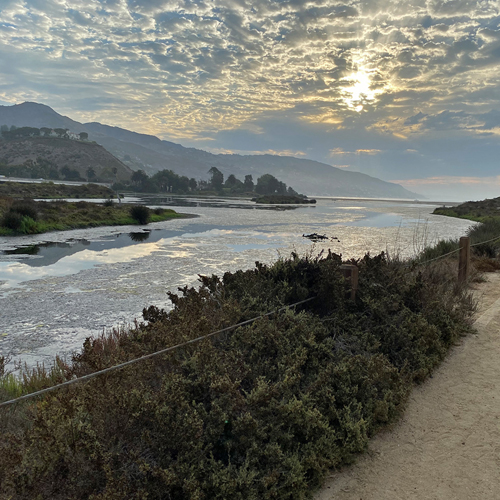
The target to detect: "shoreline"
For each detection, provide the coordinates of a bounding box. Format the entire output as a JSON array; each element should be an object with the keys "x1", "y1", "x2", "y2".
[{"x1": 0, "y1": 197, "x2": 197, "y2": 238}]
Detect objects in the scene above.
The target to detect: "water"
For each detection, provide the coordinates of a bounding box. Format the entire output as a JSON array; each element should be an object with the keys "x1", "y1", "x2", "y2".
[{"x1": 0, "y1": 197, "x2": 474, "y2": 369}]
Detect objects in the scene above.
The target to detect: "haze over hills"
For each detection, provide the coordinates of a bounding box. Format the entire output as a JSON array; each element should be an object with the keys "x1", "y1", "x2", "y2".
[{"x1": 0, "y1": 102, "x2": 421, "y2": 199}]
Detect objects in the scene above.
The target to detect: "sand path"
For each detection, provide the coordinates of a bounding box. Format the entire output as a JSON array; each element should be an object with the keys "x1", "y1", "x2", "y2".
[{"x1": 315, "y1": 272, "x2": 500, "y2": 500}]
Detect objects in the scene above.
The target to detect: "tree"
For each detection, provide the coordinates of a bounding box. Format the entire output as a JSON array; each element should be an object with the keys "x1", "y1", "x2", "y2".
[
  {"x1": 152, "y1": 169, "x2": 175, "y2": 192},
  {"x1": 18, "y1": 127, "x2": 40, "y2": 137},
  {"x1": 208, "y1": 167, "x2": 224, "y2": 191},
  {"x1": 48, "y1": 168, "x2": 60, "y2": 180},
  {"x1": 188, "y1": 178, "x2": 198, "y2": 191},
  {"x1": 244, "y1": 174, "x2": 254, "y2": 192},
  {"x1": 2, "y1": 127, "x2": 40, "y2": 139},
  {"x1": 60, "y1": 166, "x2": 82, "y2": 181},
  {"x1": 224, "y1": 174, "x2": 244, "y2": 193},
  {"x1": 131, "y1": 169, "x2": 149, "y2": 189},
  {"x1": 79, "y1": 132, "x2": 89, "y2": 141},
  {"x1": 54, "y1": 128, "x2": 68, "y2": 138},
  {"x1": 40, "y1": 127, "x2": 52, "y2": 137},
  {"x1": 225, "y1": 174, "x2": 238, "y2": 187},
  {"x1": 87, "y1": 167, "x2": 96, "y2": 182},
  {"x1": 179, "y1": 175, "x2": 190, "y2": 192},
  {"x1": 255, "y1": 174, "x2": 287, "y2": 195}
]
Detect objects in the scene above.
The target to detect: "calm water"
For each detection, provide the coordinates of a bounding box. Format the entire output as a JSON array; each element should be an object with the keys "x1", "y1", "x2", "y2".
[{"x1": 0, "y1": 196, "x2": 474, "y2": 368}]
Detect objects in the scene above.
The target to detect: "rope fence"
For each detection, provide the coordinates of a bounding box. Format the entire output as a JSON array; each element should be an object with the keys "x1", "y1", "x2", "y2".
[
  {"x1": 0, "y1": 298, "x2": 315, "y2": 409},
  {"x1": 410, "y1": 232, "x2": 500, "y2": 268},
  {"x1": 2, "y1": 230, "x2": 500, "y2": 409}
]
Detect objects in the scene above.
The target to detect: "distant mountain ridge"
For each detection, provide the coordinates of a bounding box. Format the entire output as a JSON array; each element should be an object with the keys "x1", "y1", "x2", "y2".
[{"x1": 0, "y1": 102, "x2": 421, "y2": 199}]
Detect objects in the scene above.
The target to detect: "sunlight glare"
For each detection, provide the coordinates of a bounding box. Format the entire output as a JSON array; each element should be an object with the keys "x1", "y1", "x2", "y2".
[{"x1": 342, "y1": 57, "x2": 384, "y2": 112}]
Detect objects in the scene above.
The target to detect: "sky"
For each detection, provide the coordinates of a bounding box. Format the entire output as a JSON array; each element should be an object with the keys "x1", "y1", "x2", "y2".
[{"x1": 1, "y1": 1, "x2": 500, "y2": 200}]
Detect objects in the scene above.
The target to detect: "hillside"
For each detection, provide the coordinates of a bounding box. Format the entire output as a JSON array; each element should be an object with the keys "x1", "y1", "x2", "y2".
[
  {"x1": 0, "y1": 136, "x2": 133, "y2": 182},
  {"x1": 433, "y1": 196, "x2": 500, "y2": 222},
  {"x1": 0, "y1": 181, "x2": 113, "y2": 199},
  {"x1": 0, "y1": 102, "x2": 421, "y2": 198}
]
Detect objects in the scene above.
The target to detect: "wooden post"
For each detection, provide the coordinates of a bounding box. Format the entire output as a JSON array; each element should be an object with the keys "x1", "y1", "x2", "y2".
[
  {"x1": 340, "y1": 264, "x2": 358, "y2": 301},
  {"x1": 458, "y1": 236, "x2": 470, "y2": 283}
]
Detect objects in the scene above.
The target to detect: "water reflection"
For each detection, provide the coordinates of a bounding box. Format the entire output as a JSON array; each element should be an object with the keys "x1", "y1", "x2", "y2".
[
  {"x1": 129, "y1": 231, "x2": 151, "y2": 242},
  {"x1": 143, "y1": 195, "x2": 303, "y2": 210},
  {"x1": 4, "y1": 245, "x2": 41, "y2": 256},
  {"x1": 2, "y1": 230, "x2": 178, "y2": 267}
]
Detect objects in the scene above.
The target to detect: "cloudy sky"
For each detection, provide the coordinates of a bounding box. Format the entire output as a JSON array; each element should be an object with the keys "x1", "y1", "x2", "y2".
[{"x1": 1, "y1": 0, "x2": 500, "y2": 200}]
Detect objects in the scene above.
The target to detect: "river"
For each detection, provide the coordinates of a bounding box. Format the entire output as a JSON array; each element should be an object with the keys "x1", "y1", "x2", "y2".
[{"x1": 0, "y1": 196, "x2": 474, "y2": 370}]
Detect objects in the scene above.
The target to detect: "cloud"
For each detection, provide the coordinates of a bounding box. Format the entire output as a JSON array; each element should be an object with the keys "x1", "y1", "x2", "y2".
[
  {"x1": 330, "y1": 147, "x2": 381, "y2": 156},
  {"x1": 392, "y1": 175, "x2": 500, "y2": 186},
  {"x1": 0, "y1": 0, "x2": 499, "y2": 200}
]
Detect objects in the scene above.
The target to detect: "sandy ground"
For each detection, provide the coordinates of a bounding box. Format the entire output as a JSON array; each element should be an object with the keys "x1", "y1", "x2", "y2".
[{"x1": 315, "y1": 272, "x2": 500, "y2": 500}]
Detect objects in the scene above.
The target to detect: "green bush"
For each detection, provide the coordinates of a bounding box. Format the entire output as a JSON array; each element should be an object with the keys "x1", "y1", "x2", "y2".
[
  {"x1": 129, "y1": 204, "x2": 150, "y2": 224},
  {"x1": 18, "y1": 216, "x2": 38, "y2": 234},
  {"x1": 0, "y1": 252, "x2": 476, "y2": 499},
  {"x1": 416, "y1": 238, "x2": 459, "y2": 263},
  {"x1": 468, "y1": 218, "x2": 500, "y2": 257}
]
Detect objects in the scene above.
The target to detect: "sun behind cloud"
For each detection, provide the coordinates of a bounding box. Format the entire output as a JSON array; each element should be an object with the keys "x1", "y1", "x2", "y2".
[{"x1": 341, "y1": 54, "x2": 386, "y2": 112}]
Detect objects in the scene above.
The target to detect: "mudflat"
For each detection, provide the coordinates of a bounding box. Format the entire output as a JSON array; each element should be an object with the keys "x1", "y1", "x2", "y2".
[{"x1": 315, "y1": 272, "x2": 500, "y2": 500}]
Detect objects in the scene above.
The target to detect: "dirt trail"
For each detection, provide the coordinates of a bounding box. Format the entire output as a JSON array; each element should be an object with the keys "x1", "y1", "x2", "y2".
[{"x1": 315, "y1": 273, "x2": 500, "y2": 500}]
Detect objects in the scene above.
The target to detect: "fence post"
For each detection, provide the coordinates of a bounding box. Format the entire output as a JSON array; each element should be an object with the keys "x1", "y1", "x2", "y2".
[
  {"x1": 458, "y1": 236, "x2": 470, "y2": 283},
  {"x1": 340, "y1": 264, "x2": 358, "y2": 301}
]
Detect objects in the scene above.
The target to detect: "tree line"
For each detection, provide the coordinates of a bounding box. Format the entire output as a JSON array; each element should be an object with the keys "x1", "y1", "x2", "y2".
[
  {"x1": 125, "y1": 166, "x2": 299, "y2": 196},
  {"x1": 0, "y1": 125, "x2": 88, "y2": 141}
]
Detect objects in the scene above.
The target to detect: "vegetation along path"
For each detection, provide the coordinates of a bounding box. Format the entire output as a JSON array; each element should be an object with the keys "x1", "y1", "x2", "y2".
[{"x1": 315, "y1": 272, "x2": 500, "y2": 500}]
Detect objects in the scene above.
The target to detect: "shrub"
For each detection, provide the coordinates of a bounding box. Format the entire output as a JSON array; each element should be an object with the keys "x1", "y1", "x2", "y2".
[
  {"x1": 0, "y1": 252, "x2": 476, "y2": 500},
  {"x1": 11, "y1": 200, "x2": 38, "y2": 221},
  {"x1": 415, "y1": 238, "x2": 459, "y2": 264},
  {"x1": 129, "y1": 204, "x2": 150, "y2": 224},
  {"x1": 103, "y1": 198, "x2": 114, "y2": 207},
  {"x1": 1, "y1": 211, "x2": 22, "y2": 230},
  {"x1": 468, "y1": 218, "x2": 500, "y2": 257}
]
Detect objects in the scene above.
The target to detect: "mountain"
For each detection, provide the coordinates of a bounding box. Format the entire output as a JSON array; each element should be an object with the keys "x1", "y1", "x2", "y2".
[
  {"x1": 0, "y1": 102, "x2": 421, "y2": 198},
  {"x1": 0, "y1": 102, "x2": 83, "y2": 131}
]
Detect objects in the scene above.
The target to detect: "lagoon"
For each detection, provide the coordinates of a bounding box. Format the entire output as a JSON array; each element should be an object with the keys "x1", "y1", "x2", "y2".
[{"x1": 0, "y1": 196, "x2": 474, "y2": 369}]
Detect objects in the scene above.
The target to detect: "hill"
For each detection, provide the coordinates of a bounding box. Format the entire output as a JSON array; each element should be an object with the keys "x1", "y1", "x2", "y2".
[
  {"x1": 0, "y1": 135, "x2": 133, "y2": 182},
  {"x1": 433, "y1": 196, "x2": 500, "y2": 222},
  {"x1": 0, "y1": 102, "x2": 421, "y2": 198},
  {"x1": 0, "y1": 181, "x2": 113, "y2": 199}
]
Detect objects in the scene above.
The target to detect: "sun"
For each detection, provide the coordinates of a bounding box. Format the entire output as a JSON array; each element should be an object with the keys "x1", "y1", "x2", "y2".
[{"x1": 341, "y1": 57, "x2": 384, "y2": 112}]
